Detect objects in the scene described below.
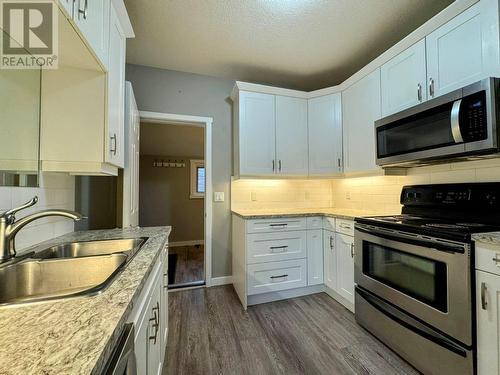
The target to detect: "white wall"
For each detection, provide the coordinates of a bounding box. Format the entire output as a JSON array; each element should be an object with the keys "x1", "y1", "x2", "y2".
[{"x1": 0, "y1": 173, "x2": 75, "y2": 250}]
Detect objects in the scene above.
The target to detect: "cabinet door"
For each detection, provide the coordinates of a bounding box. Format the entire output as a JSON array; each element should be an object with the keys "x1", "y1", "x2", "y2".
[
  {"x1": 323, "y1": 230, "x2": 336, "y2": 290},
  {"x1": 381, "y1": 39, "x2": 427, "y2": 116},
  {"x1": 134, "y1": 295, "x2": 151, "y2": 375},
  {"x1": 342, "y1": 69, "x2": 381, "y2": 174},
  {"x1": 476, "y1": 270, "x2": 500, "y2": 375},
  {"x1": 238, "y1": 91, "x2": 276, "y2": 176},
  {"x1": 307, "y1": 229, "x2": 323, "y2": 285},
  {"x1": 148, "y1": 271, "x2": 163, "y2": 375},
  {"x1": 335, "y1": 233, "x2": 355, "y2": 304},
  {"x1": 160, "y1": 247, "x2": 169, "y2": 365},
  {"x1": 275, "y1": 96, "x2": 308, "y2": 176},
  {"x1": 308, "y1": 94, "x2": 343, "y2": 175},
  {"x1": 59, "y1": 0, "x2": 73, "y2": 17},
  {"x1": 123, "y1": 82, "x2": 140, "y2": 227},
  {"x1": 426, "y1": 2, "x2": 489, "y2": 99},
  {"x1": 73, "y1": 0, "x2": 109, "y2": 65},
  {"x1": 107, "y1": 3, "x2": 126, "y2": 168}
]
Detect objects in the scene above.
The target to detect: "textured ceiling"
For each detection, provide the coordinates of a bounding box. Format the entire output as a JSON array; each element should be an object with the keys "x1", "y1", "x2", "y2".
[
  {"x1": 140, "y1": 123, "x2": 204, "y2": 157},
  {"x1": 125, "y1": 0, "x2": 454, "y2": 91}
]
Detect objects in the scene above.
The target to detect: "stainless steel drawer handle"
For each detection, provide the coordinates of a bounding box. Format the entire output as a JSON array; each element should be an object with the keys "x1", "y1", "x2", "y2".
[
  {"x1": 417, "y1": 83, "x2": 422, "y2": 102},
  {"x1": 269, "y1": 245, "x2": 288, "y2": 253},
  {"x1": 340, "y1": 224, "x2": 352, "y2": 229},
  {"x1": 269, "y1": 223, "x2": 287, "y2": 227},
  {"x1": 492, "y1": 257, "x2": 500, "y2": 265},
  {"x1": 429, "y1": 77, "x2": 435, "y2": 98},
  {"x1": 110, "y1": 133, "x2": 117, "y2": 155},
  {"x1": 481, "y1": 282, "x2": 488, "y2": 310},
  {"x1": 270, "y1": 274, "x2": 288, "y2": 280},
  {"x1": 278, "y1": 160, "x2": 282, "y2": 172},
  {"x1": 329, "y1": 236, "x2": 334, "y2": 250},
  {"x1": 350, "y1": 243, "x2": 354, "y2": 258}
]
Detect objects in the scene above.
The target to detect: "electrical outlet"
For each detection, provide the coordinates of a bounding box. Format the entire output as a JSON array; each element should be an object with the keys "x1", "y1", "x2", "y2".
[
  {"x1": 251, "y1": 191, "x2": 257, "y2": 201},
  {"x1": 346, "y1": 191, "x2": 351, "y2": 200},
  {"x1": 214, "y1": 192, "x2": 225, "y2": 202}
]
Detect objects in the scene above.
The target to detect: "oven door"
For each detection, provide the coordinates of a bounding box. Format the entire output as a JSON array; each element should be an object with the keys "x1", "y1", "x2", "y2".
[{"x1": 354, "y1": 224, "x2": 472, "y2": 346}]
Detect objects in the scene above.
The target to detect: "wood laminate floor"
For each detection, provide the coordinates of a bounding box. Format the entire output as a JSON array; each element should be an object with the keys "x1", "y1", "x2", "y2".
[
  {"x1": 165, "y1": 285, "x2": 419, "y2": 375},
  {"x1": 169, "y1": 245, "x2": 204, "y2": 285}
]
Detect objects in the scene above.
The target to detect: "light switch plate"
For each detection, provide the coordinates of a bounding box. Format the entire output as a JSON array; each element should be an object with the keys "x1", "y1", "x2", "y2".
[{"x1": 214, "y1": 192, "x2": 225, "y2": 202}]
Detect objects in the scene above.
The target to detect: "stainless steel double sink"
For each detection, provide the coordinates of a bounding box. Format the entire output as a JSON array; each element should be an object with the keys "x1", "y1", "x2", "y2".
[{"x1": 0, "y1": 238, "x2": 147, "y2": 306}]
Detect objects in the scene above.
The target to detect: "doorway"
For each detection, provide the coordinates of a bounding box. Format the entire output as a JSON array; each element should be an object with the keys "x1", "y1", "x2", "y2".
[{"x1": 139, "y1": 111, "x2": 213, "y2": 289}]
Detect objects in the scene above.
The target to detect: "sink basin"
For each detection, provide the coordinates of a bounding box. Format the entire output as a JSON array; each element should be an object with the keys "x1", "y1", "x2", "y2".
[
  {"x1": 33, "y1": 238, "x2": 146, "y2": 259},
  {"x1": 0, "y1": 254, "x2": 127, "y2": 305}
]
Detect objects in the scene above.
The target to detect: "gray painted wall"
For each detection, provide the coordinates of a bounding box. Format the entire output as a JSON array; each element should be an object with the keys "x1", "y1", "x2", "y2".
[
  {"x1": 126, "y1": 64, "x2": 234, "y2": 278},
  {"x1": 139, "y1": 155, "x2": 204, "y2": 243}
]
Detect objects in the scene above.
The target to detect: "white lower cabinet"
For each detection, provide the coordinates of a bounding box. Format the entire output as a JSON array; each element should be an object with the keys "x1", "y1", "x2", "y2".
[
  {"x1": 323, "y1": 219, "x2": 355, "y2": 310},
  {"x1": 307, "y1": 229, "x2": 324, "y2": 285},
  {"x1": 247, "y1": 259, "x2": 307, "y2": 295},
  {"x1": 476, "y1": 269, "x2": 500, "y2": 375},
  {"x1": 335, "y1": 233, "x2": 355, "y2": 304},
  {"x1": 323, "y1": 229, "x2": 336, "y2": 290},
  {"x1": 131, "y1": 246, "x2": 168, "y2": 375}
]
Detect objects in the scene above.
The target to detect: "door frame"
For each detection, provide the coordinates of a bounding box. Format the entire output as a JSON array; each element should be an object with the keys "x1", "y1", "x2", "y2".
[{"x1": 139, "y1": 110, "x2": 214, "y2": 286}]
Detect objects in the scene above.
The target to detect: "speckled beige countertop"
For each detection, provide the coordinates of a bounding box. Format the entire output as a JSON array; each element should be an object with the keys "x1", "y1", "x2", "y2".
[
  {"x1": 473, "y1": 232, "x2": 500, "y2": 246},
  {"x1": 0, "y1": 226, "x2": 170, "y2": 375},
  {"x1": 231, "y1": 207, "x2": 399, "y2": 220}
]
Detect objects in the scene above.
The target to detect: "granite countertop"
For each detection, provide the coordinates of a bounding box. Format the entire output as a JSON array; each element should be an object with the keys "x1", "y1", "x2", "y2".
[
  {"x1": 473, "y1": 232, "x2": 500, "y2": 246},
  {"x1": 0, "y1": 226, "x2": 171, "y2": 375},
  {"x1": 231, "y1": 207, "x2": 399, "y2": 220}
]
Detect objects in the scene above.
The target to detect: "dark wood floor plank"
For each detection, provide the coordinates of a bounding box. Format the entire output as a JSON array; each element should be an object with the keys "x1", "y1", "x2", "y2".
[
  {"x1": 165, "y1": 285, "x2": 418, "y2": 375},
  {"x1": 169, "y1": 245, "x2": 204, "y2": 284}
]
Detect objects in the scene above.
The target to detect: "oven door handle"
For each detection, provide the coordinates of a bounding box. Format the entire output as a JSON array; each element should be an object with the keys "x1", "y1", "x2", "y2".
[
  {"x1": 356, "y1": 287, "x2": 468, "y2": 357},
  {"x1": 355, "y1": 224, "x2": 467, "y2": 253}
]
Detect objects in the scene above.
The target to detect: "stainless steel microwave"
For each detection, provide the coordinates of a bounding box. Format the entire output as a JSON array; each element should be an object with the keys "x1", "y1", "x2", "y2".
[{"x1": 375, "y1": 77, "x2": 500, "y2": 167}]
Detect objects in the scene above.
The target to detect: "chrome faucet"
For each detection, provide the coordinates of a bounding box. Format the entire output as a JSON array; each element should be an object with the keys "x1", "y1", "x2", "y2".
[{"x1": 0, "y1": 196, "x2": 83, "y2": 262}]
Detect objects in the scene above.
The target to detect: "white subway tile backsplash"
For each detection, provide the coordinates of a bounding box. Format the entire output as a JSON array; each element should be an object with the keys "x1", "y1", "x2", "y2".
[{"x1": 3, "y1": 173, "x2": 75, "y2": 251}]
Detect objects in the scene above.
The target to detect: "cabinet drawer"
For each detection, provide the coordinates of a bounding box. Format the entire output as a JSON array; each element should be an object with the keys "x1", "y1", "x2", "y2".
[
  {"x1": 307, "y1": 216, "x2": 323, "y2": 229},
  {"x1": 247, "y1": 259, "x2": 307, "y2": 295},
  {"x1": 246, "y1": 217, "x2": 307, "y2": 234},
  {"x1": 247, "y1": 231, "x2": 307, "y2": 264},
  {"x1": 476, "y1": 244, "x2": 500, "y2": 276},
  {"x1": 323, "y1": 217, "x2": 336, "y2": 231},
  {"x1": 336, "y1": 219, "x2": 354, "y2": 236}
]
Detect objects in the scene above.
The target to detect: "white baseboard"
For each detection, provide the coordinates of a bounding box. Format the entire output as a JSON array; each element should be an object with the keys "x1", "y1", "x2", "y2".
[
  {"x1": 169, "y1": 240, "x2": 204, "y2": 247},
  {"x1": 209, "y1": 276, "x2": 233, "y2": 287}
]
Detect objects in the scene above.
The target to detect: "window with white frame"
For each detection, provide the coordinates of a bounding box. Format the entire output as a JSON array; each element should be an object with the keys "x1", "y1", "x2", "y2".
[{"x1": 190, "y1": 159, "x2": 205, "y2": 199}]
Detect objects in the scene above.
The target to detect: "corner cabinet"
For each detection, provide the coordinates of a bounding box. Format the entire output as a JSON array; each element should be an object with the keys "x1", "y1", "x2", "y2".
[
  {"x1": 342, "y1": 69, "x2": 382, "y2": 175},
  {"x1": 308, "y1": 93, "x2": 343, "y2": 176}
]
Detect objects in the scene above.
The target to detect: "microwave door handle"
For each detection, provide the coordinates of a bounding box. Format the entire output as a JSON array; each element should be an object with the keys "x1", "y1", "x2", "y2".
[{"x1": 450, "y1": 99, "x2": 464, "y2": 143}]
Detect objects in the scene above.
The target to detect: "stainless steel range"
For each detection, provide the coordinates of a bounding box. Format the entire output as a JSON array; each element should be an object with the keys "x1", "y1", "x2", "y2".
[{"x1": 354, "y1": 183, "x2": 500, "y2": 375}]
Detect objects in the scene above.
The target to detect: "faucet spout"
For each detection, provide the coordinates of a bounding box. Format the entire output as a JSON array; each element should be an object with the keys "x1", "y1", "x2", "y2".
[{"x1": 0, "y1": 205, "x2": 83, "y2": 262}]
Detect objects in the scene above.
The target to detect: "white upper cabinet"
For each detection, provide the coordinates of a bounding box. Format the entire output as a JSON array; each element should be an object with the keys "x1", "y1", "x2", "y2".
[
  {"x1": 275, "y1": 96, "x2": 308, "y2": 176},
  {"x1": 73, "y1": 0, "x2": 110, "y2": 66},
  {"x1": 59, "y1": 0, "x2": 73, "y2": 17},
  {"x1": 237, "y1": 91, "x2": 276, "y2": 176},
  {"x1": 107, "y1": 2, "x2": 127, "y2": 168},
  {"x1": 308, "y1": 93, "x2": 343, "y2": 175},
  {"x1": 342, "y1": 69, "x2": 381, "y2": 174},
  {"x1": 426, "y1": 1, "x2": 496, "y2": 99},
  {"x1": 381, "y1": 39, "x2": 427, "y2": 116}
]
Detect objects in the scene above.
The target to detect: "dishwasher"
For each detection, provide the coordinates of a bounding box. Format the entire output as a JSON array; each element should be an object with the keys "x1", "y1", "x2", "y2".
[{"x1": 103, "y1": 323, "x2": 137, "y2": 375}]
